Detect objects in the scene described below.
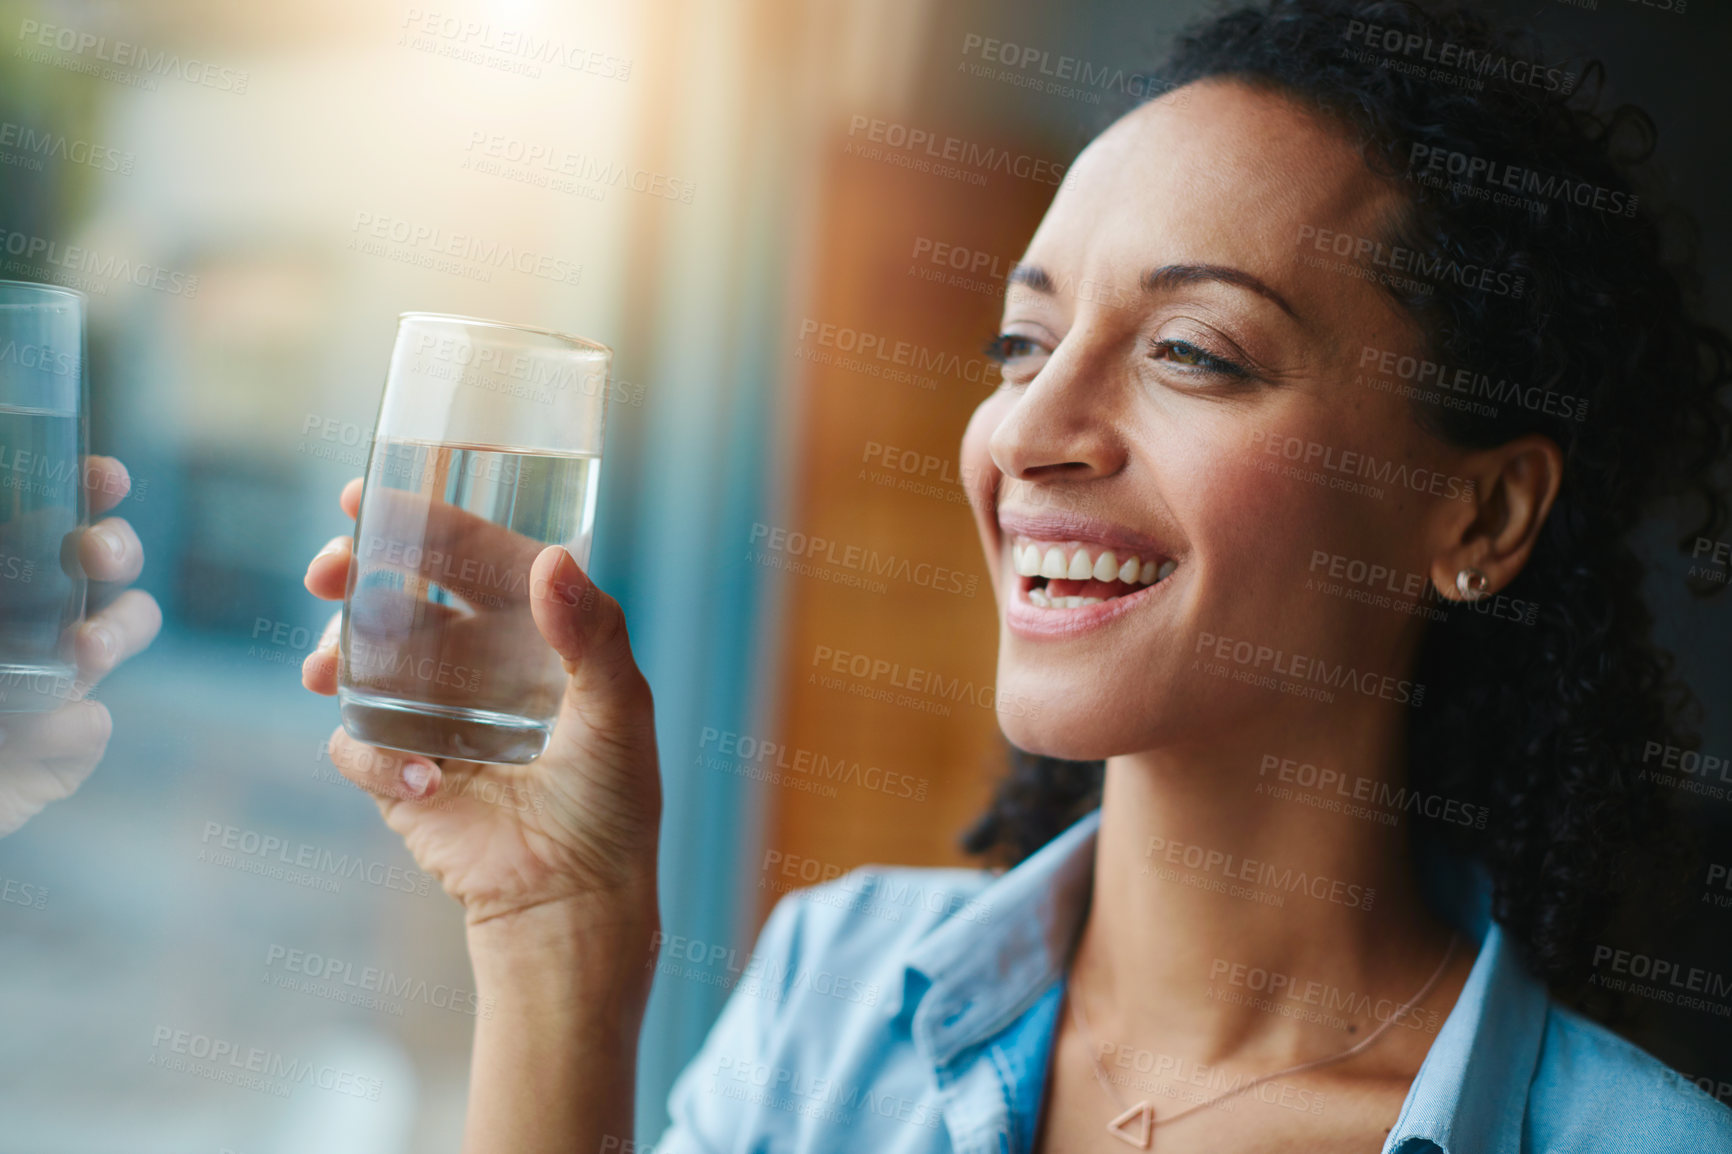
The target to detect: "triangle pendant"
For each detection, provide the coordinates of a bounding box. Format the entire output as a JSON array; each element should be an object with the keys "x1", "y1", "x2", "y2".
[{"x1": 1107, "y1": 1101, "x2": 1154, "y2": 1148}]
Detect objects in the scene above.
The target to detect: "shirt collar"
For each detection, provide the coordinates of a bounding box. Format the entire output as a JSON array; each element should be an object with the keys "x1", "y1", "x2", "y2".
[
  {"x1": 1381, "y1": 919, "x2": 1549, "y2": 1154},
  {"x1": 902, "y1": 807, "x2": 1099, "y2": 1067},
  {"x1": 897, "y1": 805, "x2": 1552, "y2": 1153}
]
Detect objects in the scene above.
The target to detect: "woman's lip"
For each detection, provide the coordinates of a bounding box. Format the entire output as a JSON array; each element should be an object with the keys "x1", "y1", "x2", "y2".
[
  {"x1": 997, "y1": 507, "x2": 1175, "y2": 562},
  {"x1": 1003, "y1": 567, "x2": 1176, "y2": 638}
]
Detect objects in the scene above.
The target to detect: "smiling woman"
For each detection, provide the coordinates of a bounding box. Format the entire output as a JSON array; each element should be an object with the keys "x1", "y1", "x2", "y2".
[{"x1": 296, "y1": 1, "x2": 1731, "y2": 1152}]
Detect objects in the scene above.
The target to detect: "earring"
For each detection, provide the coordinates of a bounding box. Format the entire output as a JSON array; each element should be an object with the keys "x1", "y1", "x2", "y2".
[{"x1": 1455, "y1": 567, "x2": 1489, "y2": 601}]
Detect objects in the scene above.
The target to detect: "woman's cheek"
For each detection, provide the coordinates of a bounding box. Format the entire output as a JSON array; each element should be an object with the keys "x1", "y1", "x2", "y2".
[{"x1": 961, "y1": 390, "x2": 1012, "y2": 527}]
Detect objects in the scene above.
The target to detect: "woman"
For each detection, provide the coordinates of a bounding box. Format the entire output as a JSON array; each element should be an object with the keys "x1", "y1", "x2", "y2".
[{"x1": 301, "y1": 1, "x2": 1732, "y2": 1149}]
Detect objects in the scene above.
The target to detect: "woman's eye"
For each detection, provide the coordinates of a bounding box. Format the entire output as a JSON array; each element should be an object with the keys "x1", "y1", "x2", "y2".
[
  {"x1": 1148, "y1": 337, "x2": 1249, "y2": 379},
  {"x1": 983, "y1": 333, "x2": 1045, "y2": 363}
]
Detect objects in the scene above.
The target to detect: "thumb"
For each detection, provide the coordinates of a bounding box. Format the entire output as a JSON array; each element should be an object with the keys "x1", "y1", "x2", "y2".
[{"x1": 529, "y1": 545, "x2": 649, "y2": 710}]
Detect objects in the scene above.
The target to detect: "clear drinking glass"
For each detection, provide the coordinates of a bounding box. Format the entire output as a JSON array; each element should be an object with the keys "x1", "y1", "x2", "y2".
[
  {"x1": 0, "y1": 280, "x2": 87, "y2": 713},
  {"x1": 338, "y1": 313, "x2": 611, "y2": 764}
]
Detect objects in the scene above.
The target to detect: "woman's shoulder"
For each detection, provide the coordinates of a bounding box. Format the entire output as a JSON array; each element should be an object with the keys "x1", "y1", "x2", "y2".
[
  {"x1": 1525, "y1": 999, "x2": 1732, "y2": 1150},
  {"x1": 732, "y1": 863, "x2": 999, "y2": 1008}
]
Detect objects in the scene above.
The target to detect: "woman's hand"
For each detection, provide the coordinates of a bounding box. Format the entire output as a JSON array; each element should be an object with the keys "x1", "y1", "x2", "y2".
[
  {"x1": 0, "y1": 456, "x2": 162, "y2": 837},
  {"x1": 301, "y1": 478, "x2": 663, "y2": 931},
  {"x1": 305, "y1": 476, "x2": 662, "y2": 1153}
]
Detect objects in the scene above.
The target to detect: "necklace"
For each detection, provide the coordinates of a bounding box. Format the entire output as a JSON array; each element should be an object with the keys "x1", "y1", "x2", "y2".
[{"x1": 1066, "y1": 934, "x2": 1459, "y2": 1149}]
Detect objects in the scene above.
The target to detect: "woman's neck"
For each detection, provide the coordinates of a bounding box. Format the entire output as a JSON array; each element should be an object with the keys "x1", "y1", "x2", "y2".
[{"x1": 1069, "y1": 705, "x2": 1463, "y2": 1067}]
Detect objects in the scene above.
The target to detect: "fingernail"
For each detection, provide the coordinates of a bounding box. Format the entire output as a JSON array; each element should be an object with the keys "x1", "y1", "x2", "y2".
[
  {"x1": 88, "y1": 625, "x2": 116, "y2": 661},
  {"x1": 91, "y1": 524, "x2": 125, "y2": 561},
  {"x1": 314, "y1": 535, "x2": 347, "y2": 560},
  {"x1": 401, "y1": 761, "x2": 434, "y2": 796}
]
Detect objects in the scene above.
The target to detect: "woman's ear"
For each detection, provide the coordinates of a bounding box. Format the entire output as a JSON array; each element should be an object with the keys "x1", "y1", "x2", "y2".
[{"x1": 1428, "y1": 434, "x2": 1564, "y2": 600}]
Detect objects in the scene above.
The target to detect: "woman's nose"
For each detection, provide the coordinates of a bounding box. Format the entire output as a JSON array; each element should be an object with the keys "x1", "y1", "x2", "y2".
[{"x1": 986, "y1": 346, "x2": 1125, "y2": 484}]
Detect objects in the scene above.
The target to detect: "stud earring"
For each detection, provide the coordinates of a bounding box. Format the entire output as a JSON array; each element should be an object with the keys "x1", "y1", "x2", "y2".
[{"x1": 1455, "y1": 567, "x2": 1489, "y2": 601}]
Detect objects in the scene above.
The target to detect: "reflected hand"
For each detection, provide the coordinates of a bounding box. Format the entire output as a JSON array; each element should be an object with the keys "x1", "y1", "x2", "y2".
[
  {"x1": 0, "y1": 457, "x2": 162, "y2": 836},
  {"x1": 302, "y1": 478, "x2": 662, "y2": 928}
]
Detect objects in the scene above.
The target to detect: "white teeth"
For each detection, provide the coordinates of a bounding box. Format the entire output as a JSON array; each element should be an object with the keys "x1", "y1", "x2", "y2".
[
  {"x1": 1012, "y1": 536, "x2": 1180, "y2": 600},
  {"x1": 1026, "y1": 585, "x2": 1104, "y2": 609}
]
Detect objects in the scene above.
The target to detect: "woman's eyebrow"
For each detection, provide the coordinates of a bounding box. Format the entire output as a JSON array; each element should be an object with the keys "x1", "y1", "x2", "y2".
[
  {"x1": 1007, "y1": 263, "x2": 1054, "y2": 292},
  {"x1": 1007, "y1": 261, "x2": 1301, "y2": 324},
  {"x1": 1141, "y1": 263, "x2": 1300, "y2": 322}
]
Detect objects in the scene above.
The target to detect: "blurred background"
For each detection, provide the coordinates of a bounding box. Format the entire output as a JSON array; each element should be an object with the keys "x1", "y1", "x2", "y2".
[{"x1": 0, "y1": 0, "x2": 1727, "y2": 1150}]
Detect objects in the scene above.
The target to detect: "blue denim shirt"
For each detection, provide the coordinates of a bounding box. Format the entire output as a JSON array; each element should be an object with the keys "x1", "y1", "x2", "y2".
[{"x1": 653, "y1": 809, "x2": 1732, "y2": 1153}]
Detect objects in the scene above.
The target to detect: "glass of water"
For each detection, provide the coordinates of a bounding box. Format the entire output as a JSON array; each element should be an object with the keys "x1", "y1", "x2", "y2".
[
  {"x1": 0, "y1": 280, "x2": 87, "y2": 713},
  {"x1": 338, "y1": 313, "x2": 611, "y2": 764}
]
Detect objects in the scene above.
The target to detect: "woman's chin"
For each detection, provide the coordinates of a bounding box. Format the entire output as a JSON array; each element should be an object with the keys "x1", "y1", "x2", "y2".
[{"x1": 997, "y1": 710, "x2": 1130, "y2": 764}]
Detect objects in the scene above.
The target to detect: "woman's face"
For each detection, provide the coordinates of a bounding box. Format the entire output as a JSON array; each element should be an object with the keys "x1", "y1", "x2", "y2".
[{"x1": 962, "y1": 78, "x2": 1476, "y2": 761}]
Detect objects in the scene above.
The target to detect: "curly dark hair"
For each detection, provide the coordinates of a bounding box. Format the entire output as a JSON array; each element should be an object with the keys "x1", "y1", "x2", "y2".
[{"x1": 962, "y1": 0, "x2": 1732, "y2": 1008}]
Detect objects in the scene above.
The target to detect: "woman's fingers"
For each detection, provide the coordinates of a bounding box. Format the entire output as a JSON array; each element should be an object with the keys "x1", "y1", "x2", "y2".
[
  {"x1": 73, "y1": 589, "x2": 162, "y2": 685},
  {"x1": 326, "y1": 726, "x2": 442, "y2": 802},
  {"x1": 76, "y1": 516, "x2": 145, "y2": 584},
  {"x1": 0, "y1": 698, "x2": 113, "y2": 774},
  {"x1": 303, "y1": 534, "x2": 353, "y2": 600},
  {"x1": 340, "y1": 477, "x2": 363, "y2": 519},
  {"x1": 529, "y1": 545, "x2": 653, "y2": 729},
  {"x1": 301, "y1": 612, "x2": 343, "y2": 695},
  {"x1": 83, "y1": 456, "x2": 130, "y2": 518}
]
